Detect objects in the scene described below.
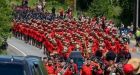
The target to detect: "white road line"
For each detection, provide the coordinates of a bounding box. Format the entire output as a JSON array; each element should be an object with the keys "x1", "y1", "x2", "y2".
[{"x1": 8, "y1": 43, "x2": 27, "y2": 56}]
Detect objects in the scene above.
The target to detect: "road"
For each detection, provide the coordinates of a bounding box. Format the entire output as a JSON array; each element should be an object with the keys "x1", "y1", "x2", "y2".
[{"x1": 7, "y1": 37, "x2": 46, "y2": 57}]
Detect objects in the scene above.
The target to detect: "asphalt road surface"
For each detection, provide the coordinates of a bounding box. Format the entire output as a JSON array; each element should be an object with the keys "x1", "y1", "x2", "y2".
[
  {"x1": 7, "y1": 37, "x2": 46, "y2": 57},
  {"x1": 6, "y1": 37, "x2": 140, "y2": 58}
]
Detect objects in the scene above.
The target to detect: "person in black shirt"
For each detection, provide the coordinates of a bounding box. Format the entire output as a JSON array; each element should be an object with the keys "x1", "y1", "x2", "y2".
[{"x1": 52, "y1": 7, "x2": 56, "y2": 17}]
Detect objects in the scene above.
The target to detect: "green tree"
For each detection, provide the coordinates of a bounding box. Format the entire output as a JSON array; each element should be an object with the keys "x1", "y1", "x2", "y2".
[
  {"x1": 87, "y1": 0, "x2": 134, "y2": 26},
  {"x1": 76, "y1": 0, "x2": 93, "y2": 11},
  {"x1": 0, "y1": 0, "x2": 12, "y2": 48},
  {"x1": 88, "y1": 0, "x2": 110, "y2": 16},
  {"x1": 87, "y1": 0, "x2": 122, "y2": 25},
  {"x1": 119, "y1": 0, "x2": 134, "y2": 25}
]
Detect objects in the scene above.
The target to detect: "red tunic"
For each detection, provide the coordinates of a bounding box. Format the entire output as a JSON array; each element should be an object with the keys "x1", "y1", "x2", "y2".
[
  {"x1": 64, "y1": 68, "x2": 73, "y2": 75},
  {"x1": 44, "y1": 39, "x2": 54, "y2": 53},
  {"x1": 38, "y1": 32, "x2": 44, "y2": 42},
  {"x1": 81, "y1": 65, "x2": 92, "y2": 75},
  {"x1": 56, "y1": 39, "x2": 63, "y2": 54},
  {"x1": 115, "y1": 40, "x2": 120, "y2": 53},
  {"x1": 45, "y1": 65, "x2": 55, "y2": 74},
  {"x1": 55, "y1": 67, "x2": 62, "y2": 75},
  {"x1": 42, "y1": 34, "x2": 46, "y2": 44},
  {"x1": 110, "y1": 45, "x2": 117, "y2": 53},
  {"x1": 64, "y1": 63, "x2": 78, "y2": 75}
]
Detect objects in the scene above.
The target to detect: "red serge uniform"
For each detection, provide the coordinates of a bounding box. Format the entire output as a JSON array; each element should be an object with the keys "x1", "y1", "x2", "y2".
[
  {"x1": 37, "y1": 32, "x2": 41, "y2": 42},
  {"x1": 102, "y1": 46, "x2": 108, "y2": 53},
  {"x1": 13, "y1": 22, "x2": 18, "y2": 32},
  {"x1": 55, "y1": 67, "x2": 62, "y2": 75},
  {"x1": 56, "y1": 39, "x2": 63, "y2": 54},
  {"x1": 70, "y1": 63, "x2": 78, "y2": 74},
  {"x1": 110, "y1": 45, "x2": 117, "y2": 53},
  {"x1": 44, "y1": 39, "x2": 53, "y2": 53},
  {"x1": 105, "y1": 27, "x2": 110, "y2": 34},
  {"x1": 19, "y1": 25, "x2": 24, "y2": 34},
  {"x1": 18, "y1": 24, "x2": 22, "y2": 33},
  {"x1": 20, "y1": 24, "x2": 24, "y2": 32},
  {"x1": 92, "y1": 38, "x2": 99, "y2": 53},
  {"x1": 45, "y1": 65, "x2": 55, "y2": 75},
  {"x1": 42, "y1": 33, "x2": 47, "y2": 44},
  {"x1": 92, "y1": 43, "x2": 98, "y2": 54},
  {"x1": 41, "y1": 33, "x2": 46, "y2": 43},
  {"x1": 105, "y1": 40, "x2": 111, "y2": 50},
  {"x1": 64, "y1": 63, "x2": 78, "y2": 75},
  {"x1": 54, "y1": 63, "x2": 61, "y2": 74},
  {"x1": 91, "y1": 62, "x2": 103, "y2": 75},
  {"x1": 23, "y1": 25, "x2": 28, "y2": 36},
  {"x1": 53, "y1": 45, "x2": 60, "y2": 54},
  {"x1": 33, "y1": 30, "x2": 38, "y2": 41},
  {"x1": 115, "y1": 40, "x2": 120, "y2": 53},
  {"x1": 64, "y1": 68, "x2": 73, "y2": 75},
  {"x1": 26, "y1": 26, "x2": 30, "y2": 36},
  {"x1": 28, "y1": 27, "x2": 32, "y2": 37},
  {"x1": 81, "y1": 65, "x2": 92, "y2": 75},
  {"x1": 68, "y1": 45, "x2": 75, "y2": 52},
  {"x1": 36, "y1": 31, "x2": 41, "y2": 42}
]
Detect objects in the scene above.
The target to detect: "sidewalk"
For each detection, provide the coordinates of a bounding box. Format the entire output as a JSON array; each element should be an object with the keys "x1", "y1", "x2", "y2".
[
  {"x1": 7, "y1": 37, "x2": 46, "y2": 57},
  {"x1": 129, "y1": 40, "x2": 140, "y2": 57}
]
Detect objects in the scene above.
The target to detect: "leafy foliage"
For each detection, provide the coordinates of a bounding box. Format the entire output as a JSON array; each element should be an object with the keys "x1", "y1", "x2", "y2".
[
  {"x1": 0, "y1": 0, "x2": 12, "y2": 46},
  {"x1": 45, "y1": 0, "x2": 68, "y2": 13},
  {"x1": 119, "y1": 0, "x2": 134, "y2": 25},
  {"x1": 87, "y1": 0, "x2": 122, "y2": 25},
  {"x1": 77, "y1": 0, "x2": 134, "y2": 26},
  {"x1": 28, "y1": 0, "x2": 38, "y2": 8},
  {"x1": 76, "y1": 0, "x2": 92, "y2": 11},
  {"x1": 88, "y1": 0, "x2": 109, "y2": 17}
]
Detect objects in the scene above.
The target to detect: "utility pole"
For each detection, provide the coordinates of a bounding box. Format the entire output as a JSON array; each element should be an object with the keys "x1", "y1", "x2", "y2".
[{"x1": 136, "y1": 0, "x2": 139, "y2": 28}]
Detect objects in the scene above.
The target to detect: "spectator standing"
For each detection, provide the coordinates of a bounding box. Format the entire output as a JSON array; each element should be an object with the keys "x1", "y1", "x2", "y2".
[{"x1": 136, "y1": 28, "x2": 140, "y2": 47}]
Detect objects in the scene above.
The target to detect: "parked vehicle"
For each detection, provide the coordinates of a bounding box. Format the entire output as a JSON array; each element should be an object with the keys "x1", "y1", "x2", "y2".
[{"x1": 0, "y1": 56, "x2": 48, "y2": 75}]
